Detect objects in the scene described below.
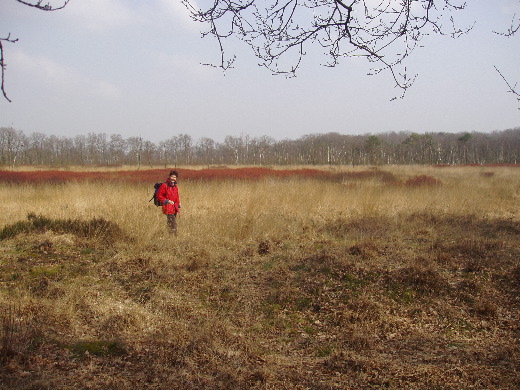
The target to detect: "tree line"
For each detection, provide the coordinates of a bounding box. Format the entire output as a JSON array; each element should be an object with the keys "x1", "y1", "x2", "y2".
[{"x1": 0, "y1": 127, "x2": 518, "y2": 169}]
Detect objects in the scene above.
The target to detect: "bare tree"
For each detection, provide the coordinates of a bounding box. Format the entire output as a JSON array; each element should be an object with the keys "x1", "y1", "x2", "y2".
[
  {"x1": 108, "y1": 134, "x2": 127, "y2": 165},
  {"x1": 195, "y1": 137, "x2": 217, "y2": 167},
  {"x1": 127, "y1": 136, "x2": 144, "y2": 168},
  {"x1": 185, "y1": 0, "x2": 473, "y2": 97},
  {"x1": 0, "y1": 126, "x2": 26, "y2": 169},
  {"x1": 1, "y1": 0, "x2": 69, "y2": 101}
]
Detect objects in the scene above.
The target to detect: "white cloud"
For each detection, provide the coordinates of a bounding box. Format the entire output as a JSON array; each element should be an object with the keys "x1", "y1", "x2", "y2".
[
  {"x1": 60, "y1": 0, "x2": 200, "y2": 33},
  {"x1": 11, "y1": 49, "x2": 122, "y2": 100},
  {"x1": 62, "y1": 0, "x2": 137, "y2": 32},
  {"x1": 154, "y1": 51, "x2": 211, "y2": 76},
  {"x1": 155, "y1": 0, "x2": 201, "y2": 32}
]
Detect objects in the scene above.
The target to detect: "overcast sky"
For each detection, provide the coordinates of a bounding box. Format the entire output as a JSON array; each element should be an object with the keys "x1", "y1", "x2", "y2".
[{"x1": 0, "y1": 0, "x2": 519, "y2": 143}]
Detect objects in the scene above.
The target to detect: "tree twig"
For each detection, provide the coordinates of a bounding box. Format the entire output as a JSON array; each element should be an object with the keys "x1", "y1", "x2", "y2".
[
  {"x1": 0, "y1": 35, "x2": 19, "y2": 102},
  {"x1": 15, "y1": 0, "x2": 70, "y2": 11},
  {"x1": 494, "y1": 66, "x2": 520, "y2": 109},
  {"x1": 1, "y1": 1, "x2": 70, "y2": 102}
]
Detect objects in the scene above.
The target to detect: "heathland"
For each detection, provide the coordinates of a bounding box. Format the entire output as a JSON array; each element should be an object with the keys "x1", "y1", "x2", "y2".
[{"x1": 0, "y1": 165, "x2": 519, "y2": 389}]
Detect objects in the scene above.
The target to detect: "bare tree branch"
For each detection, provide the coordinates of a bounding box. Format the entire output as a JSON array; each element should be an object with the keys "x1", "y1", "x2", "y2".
[
  {"x1": 493, "y1": 13, "x2": 520, "y2": 37},
  {"x1": 185, "y1": 0, "x2": 475, "y2": 99},
  {"x1": 490, "y1": 7, "x2": 519, "y2": 108},
  {"x1": 14, "y1": 0, "x2": 70, "y2": 11},
  {"x1": 0, "y1": 34, "x2": 19, "y2": 102},
  {"x1": 495, "y1": 66, "x2": 520, "y2": 110},
  {"x1": 1, "y1": 0, "x2": 69, "y2": 102}
]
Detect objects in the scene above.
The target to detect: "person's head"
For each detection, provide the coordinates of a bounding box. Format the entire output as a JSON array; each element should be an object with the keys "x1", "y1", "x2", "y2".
[{"x1": 169, "y1": 170, "x2": 178, "y2": 182}]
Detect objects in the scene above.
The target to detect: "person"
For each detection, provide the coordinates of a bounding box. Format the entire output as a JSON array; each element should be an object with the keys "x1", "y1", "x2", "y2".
[{"x1": 156, "y1": 170, "x2": 181, "y2": 235}]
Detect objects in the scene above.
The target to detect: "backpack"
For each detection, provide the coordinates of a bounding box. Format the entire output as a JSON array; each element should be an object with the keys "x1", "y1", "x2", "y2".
[{"x1": 149, "y1": 182, "x2": 164, "y2": 206}]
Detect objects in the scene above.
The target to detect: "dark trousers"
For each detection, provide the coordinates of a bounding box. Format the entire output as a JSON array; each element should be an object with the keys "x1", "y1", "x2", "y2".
[{"x1": 167, "y1": 214, "x2": 177, "y2": 235}]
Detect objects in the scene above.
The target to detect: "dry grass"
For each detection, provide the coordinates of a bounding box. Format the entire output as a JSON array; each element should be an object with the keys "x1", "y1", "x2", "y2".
[{"x1": 0, "y1": 165, "x2": 519, "y2": 389}]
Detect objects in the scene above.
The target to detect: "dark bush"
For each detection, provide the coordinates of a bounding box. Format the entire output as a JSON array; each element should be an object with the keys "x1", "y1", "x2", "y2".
[
  {"x1": 0, "y1": 213, "x2": 126, "y2": 244},
  {"x1": 404, "y1": 175, "x2": 442, "y2": 187}
]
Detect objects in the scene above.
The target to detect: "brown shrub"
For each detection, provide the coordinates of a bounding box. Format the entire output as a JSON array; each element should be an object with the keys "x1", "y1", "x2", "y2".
[
  {"x1": 472, "y1": 299, "x2": 498, "y2": 318},
  {"x1": 257, "y1": 241, "x2": 270, "y2": 255},
  {"x1": 322, "y1": 351, "x2": 374, "y2": 373},
  {"x1": 386, "y1": 266, "x2": 449, "y2": 296},
  {"x1": 348, "y1": 243, "x2": 379, "y2": 259},
  {"x1": 331, "y1": 170, "x2": 398, "y2": 183},
  {"x1": 0, "y1": 304, "x2": 43, "y2": 366},
  {"x1": 322, "y1": 216, "x2": 393, "y2": 239},
  {"x1": 404, "y1": 175, "x2": 442, "y2": 187}
]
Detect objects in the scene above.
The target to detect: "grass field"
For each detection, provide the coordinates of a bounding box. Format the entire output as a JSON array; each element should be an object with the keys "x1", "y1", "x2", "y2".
[{"x1": 0, "y1": 165, "x2": 519, "y2": 389}]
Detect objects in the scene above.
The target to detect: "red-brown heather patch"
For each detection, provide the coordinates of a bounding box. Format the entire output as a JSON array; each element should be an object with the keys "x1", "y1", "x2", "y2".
[
  {"x1": 0, "y1": 168, "x2": 390, "y2": 184},
  {"x1": 433, "y1": 164, "x2": 520, "y2": 168},
  {"x1": 0, "y1": 170, "x2": 130, "y2": 184},
  {"x1": 176, "y1": 167, "x2": 330, "y2": 181}
]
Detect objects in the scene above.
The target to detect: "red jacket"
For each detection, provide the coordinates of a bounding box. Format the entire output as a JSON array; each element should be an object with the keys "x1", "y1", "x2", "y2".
[{"x1": 156, "y1": 179, "x2": 181, "y2": 215}]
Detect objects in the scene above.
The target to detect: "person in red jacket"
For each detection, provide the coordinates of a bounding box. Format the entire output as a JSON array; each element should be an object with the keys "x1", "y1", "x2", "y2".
[{"x1": 156, "y1": 170, "x2": 181, "y2": 235}]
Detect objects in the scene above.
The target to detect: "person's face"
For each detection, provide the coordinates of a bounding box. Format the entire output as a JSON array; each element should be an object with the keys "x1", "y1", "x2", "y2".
[{"x1": 169, "y1": 175, "x2": 177, "y2": 182}]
